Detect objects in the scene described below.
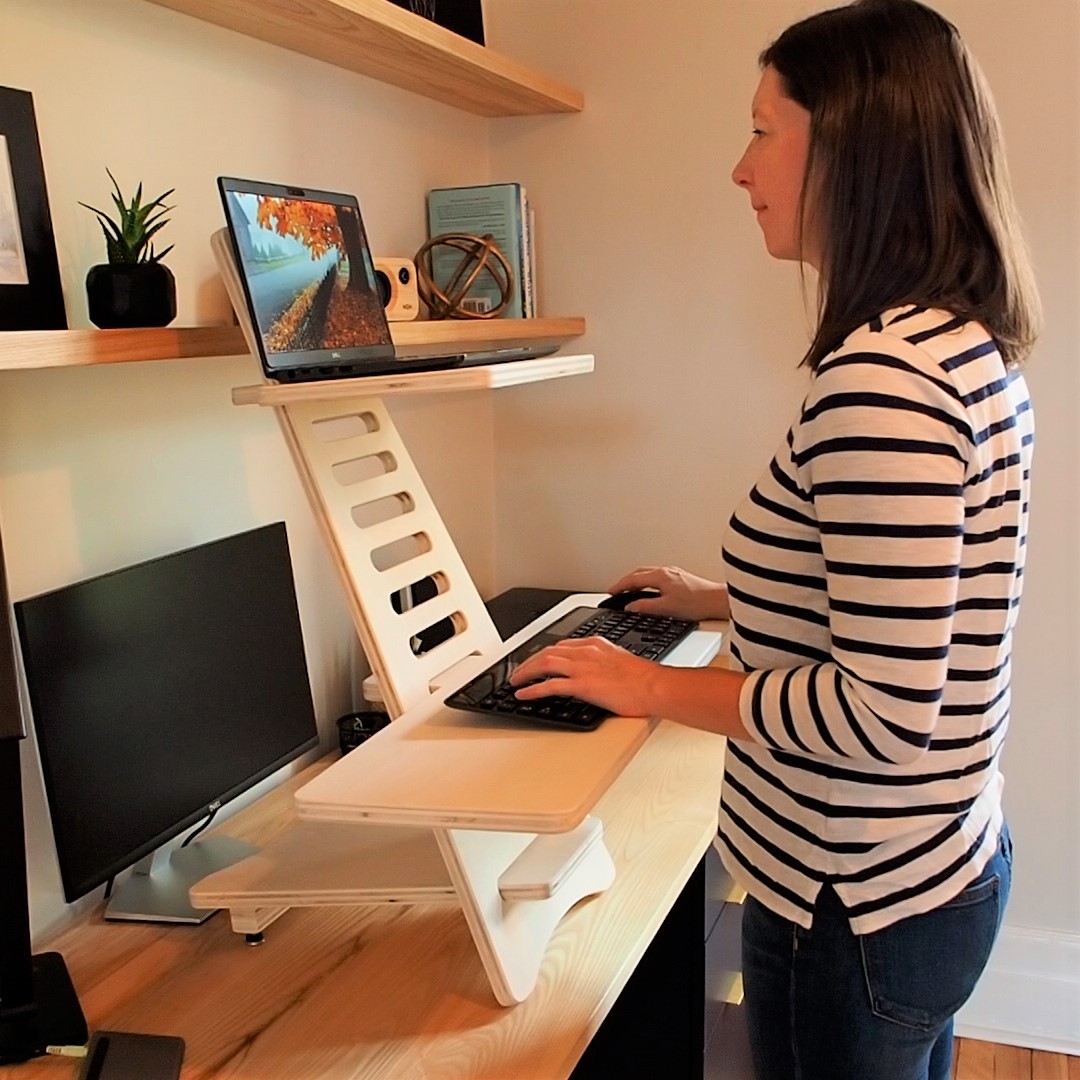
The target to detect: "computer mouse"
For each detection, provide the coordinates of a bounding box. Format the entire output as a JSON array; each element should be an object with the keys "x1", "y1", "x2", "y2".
[{"x1": 597, "y1": 588, "x2": 662, "y2": 611}]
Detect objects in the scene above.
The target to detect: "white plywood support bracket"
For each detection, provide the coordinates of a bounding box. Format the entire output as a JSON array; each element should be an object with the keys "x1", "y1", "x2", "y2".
[
  {"x1": 224, "y1": 906, "x2": 291, "y2": 936},
  {"x1": 436, "y1": 821, "x2": 616, "y2": 1005},
  {"x1": 212, "y1": 226, "x2": 501, "y2": 717},
  {"x1": 497, "y1": 815, "x2": 605, "y2": 901}
]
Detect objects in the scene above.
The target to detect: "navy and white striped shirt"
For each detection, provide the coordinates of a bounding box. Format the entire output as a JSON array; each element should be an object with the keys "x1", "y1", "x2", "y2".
[{"x1": 717, "y1": 306, "x2": 1033, "y2": 933}]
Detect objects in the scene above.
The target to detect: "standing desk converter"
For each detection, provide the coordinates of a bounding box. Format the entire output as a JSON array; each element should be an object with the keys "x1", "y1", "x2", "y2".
[
  {"x1": 192, "y1": 594, "x2": 724, "y2": 1008},
  {"x1": 187, "y1": 234, "x2": 724, "y2": 1029}
]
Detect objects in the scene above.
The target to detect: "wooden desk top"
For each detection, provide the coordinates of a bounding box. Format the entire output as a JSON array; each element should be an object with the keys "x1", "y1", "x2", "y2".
[{"x1": 12, "y1": 722, "x2": 726, "y2": 1080}]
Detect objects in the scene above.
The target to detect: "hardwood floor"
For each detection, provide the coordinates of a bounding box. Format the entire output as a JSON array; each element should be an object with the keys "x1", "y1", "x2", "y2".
[{"x1": 954, "y1": 1038, "x2": 1080, "y2": 1079}]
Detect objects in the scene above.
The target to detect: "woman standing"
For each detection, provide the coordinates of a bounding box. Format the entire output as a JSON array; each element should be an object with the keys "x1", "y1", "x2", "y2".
[{"x1": 511, "y1": 2, "x2": 1039, "y2": 1077}]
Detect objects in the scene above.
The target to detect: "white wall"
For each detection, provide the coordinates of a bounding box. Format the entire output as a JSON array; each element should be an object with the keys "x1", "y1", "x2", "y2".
[
  {"x1": 0, "y1": 0, "x2": 499, "y2": 938},
  {"x1": 486, "y1": 0, "x2": 1080, "y2": 1053}
]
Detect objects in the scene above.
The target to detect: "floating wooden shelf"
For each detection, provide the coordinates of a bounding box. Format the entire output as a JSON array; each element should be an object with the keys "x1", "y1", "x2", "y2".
[
  {"x1": 0, "y1": 326, "x2": 245, "y2": 371},
  {"x1": 392, "y1": 315, "x2": 585, "y2": 354},
  {"x1": 0, "y1": 318, "x2": 585, "y2": 373},
  {"x1": 144, "y1": 0, "x2": 583, "y2": 117}
]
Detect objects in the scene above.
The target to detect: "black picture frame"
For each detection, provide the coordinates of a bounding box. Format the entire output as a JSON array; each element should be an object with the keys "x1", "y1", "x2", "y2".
[
  {"x1": 388, "y1": 0, "x2": 485, "y2": 45},
  {"x1": 0, "y1": 87, "x2": 66, "y2": 331}
]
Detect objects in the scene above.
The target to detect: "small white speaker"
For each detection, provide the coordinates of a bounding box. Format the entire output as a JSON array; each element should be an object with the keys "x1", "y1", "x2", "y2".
[{"x1": 373, "y1": 257, "x2": 420, "y2": 321}]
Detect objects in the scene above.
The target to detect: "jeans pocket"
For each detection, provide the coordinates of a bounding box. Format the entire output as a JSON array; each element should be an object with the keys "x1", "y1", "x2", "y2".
[{"x1": 859, "y1": 874, "x2": 1003, "y2": 1031}]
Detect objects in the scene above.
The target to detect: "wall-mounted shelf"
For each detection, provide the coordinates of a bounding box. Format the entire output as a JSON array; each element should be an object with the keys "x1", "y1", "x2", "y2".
[
  {"x1": 144, "y1": 0, "x2": 584, "y2": 117},
  {"x1": 0, "y1": 317, "x2": 586, "y2": 373},
  {"x1": 0, "y1": 326, "x2": 244, "y2": 371},
  {"x1": 389, "y1": 315, "x2": 585, "y2": 355}
]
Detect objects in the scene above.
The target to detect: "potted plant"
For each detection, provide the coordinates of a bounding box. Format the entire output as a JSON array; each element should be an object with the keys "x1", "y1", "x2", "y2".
[{"x1": 81, "y1": 170, "x2": 176, "y2": 328}]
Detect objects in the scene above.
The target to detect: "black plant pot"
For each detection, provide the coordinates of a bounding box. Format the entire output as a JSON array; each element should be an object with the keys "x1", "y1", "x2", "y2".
[{"x1": 86, "y1": 262, "x2": 177, "y2": 329}]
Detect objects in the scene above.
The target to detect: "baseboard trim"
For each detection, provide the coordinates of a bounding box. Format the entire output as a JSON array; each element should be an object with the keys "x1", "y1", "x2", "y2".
[{"x1": 955, "y1": 925, "x2": 1080, "y2": 1055}]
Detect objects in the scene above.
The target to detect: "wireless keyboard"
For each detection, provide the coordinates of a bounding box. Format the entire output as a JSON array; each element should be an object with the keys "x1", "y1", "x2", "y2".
[{"x1": 444, "y1": 606, "x2": 698, "y2": 731}]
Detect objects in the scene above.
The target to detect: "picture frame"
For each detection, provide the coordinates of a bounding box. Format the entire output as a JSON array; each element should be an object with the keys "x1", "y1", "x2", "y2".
[
  {"x1": 387, "y1": 0, "x2": 485, "y2": 45},
  {"x1": 0, "y1": 86, "x2": 66, "y2": 330}
]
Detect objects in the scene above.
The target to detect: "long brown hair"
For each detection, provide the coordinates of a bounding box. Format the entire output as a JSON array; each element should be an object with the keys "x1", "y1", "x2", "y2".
[{"x1": 762, "y1": 0, "x2": 1041, "y2": 368}]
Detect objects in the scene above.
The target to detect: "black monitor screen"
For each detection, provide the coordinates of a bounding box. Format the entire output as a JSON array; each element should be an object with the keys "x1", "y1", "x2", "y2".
[{"x1": 15, "y1": 523, "x2": 319, "y2": 903}]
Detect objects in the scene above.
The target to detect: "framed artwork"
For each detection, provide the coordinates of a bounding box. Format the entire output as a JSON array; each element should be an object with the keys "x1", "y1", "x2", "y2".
[
  {"x1": 0, "y1": 86, "x2": 66, "y2": 330},
  {"x1": 387, "y1": 0, "x2": 485, "y2": 45}
]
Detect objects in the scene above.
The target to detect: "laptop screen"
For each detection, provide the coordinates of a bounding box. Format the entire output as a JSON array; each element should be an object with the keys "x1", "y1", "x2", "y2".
[{"x1": 218, "y1": 177, "x2": 396, "y2": 379}]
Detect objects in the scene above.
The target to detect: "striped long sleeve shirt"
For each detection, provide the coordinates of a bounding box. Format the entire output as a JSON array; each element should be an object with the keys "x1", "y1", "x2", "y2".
[{"x1": 717, "y1": 306, "x2": 1034, "y2": 934}]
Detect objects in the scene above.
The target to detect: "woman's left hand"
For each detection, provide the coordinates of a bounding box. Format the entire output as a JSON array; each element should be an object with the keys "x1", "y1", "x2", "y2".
[{"x1": 508, "y1": 637, "x2": 659, "y2": 718}]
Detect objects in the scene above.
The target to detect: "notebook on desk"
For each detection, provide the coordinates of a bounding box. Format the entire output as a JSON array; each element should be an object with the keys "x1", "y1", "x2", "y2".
[{"x1": 216, "y1": 176, "x2": 557, "y2": 383}]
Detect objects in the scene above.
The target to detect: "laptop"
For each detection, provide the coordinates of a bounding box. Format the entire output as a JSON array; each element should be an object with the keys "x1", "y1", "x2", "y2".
[{"x1": 217, "y1": 177, "x2": 557, "y2": 383}]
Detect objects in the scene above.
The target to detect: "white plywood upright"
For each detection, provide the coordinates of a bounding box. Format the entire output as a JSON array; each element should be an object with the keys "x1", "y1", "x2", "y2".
[{"x1": 275, "y1": 394, "x2": 501, "y2": 716}]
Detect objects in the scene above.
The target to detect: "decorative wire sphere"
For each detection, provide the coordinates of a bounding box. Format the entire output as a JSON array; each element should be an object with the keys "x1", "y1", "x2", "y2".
[{"x1": 414, "y1": 232, "x2": 515, "y2": 320}]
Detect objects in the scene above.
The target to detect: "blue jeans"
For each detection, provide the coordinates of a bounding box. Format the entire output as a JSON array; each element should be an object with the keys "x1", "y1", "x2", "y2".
[{"x1": 741, "y1": 826, "x2": 1012, "y2": 1080}]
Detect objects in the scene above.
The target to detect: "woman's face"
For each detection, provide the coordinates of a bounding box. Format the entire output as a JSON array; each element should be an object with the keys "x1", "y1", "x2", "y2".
[{"x1": 732, "y1": 66, "x2": 817, "y2": 267}]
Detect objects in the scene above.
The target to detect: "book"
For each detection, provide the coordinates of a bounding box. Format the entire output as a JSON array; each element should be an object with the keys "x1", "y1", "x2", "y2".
[
  {"x1": 426, "y1": 183, "x2": 535, "y2": 319},
  {"x1": 523, "y1": 194, "x2": 536, "y2": 318}
]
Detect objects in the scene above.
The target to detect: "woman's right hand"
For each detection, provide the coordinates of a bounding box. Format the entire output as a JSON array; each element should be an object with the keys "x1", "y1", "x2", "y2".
[{"x1": 605, "y1": 566, "x2": 731, "y2": 622}]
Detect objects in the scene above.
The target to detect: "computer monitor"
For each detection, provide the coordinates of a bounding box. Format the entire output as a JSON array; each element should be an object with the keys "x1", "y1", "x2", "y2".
[{"x1": 14, "y1": 522, "x2": 320, "y2": 924}]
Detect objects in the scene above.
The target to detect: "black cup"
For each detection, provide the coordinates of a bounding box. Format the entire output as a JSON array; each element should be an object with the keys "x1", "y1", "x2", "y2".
[{"x1": 337, "y1": 711, "x2": 390, "y2": 755}]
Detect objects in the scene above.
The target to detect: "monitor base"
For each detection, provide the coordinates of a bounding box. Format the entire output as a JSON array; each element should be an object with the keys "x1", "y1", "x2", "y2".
[
  {"x1": 0, "y1": 951, "x2": 87, "y2": 1064},
  {"x1": 105, "y1": 835, "x2": 258, "y2": 925}
]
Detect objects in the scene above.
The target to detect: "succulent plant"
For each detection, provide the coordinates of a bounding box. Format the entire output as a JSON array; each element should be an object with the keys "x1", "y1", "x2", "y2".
[{"x1": 80, "y1": 169, "x2": 175, "y2": 264}]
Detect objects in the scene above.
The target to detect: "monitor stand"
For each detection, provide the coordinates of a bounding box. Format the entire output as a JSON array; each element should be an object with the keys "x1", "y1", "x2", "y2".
[{"x1": 104, "y1": 835, "x2": 257, "y2": 924}]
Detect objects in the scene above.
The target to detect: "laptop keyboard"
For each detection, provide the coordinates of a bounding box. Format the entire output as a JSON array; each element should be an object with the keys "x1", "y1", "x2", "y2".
[{"x1": 444, "y1": 606, "x2": 698, "y2": 731}]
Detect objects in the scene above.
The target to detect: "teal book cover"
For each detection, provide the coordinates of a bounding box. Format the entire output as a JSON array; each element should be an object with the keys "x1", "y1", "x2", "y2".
[{"x1": 427, "y1": 183, "x2": 529, "y2": 318}]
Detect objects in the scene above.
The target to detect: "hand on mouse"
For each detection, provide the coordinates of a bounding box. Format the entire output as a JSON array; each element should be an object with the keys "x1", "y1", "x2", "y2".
[{"x1": 606, "y1": 566, "x2": 731, "y2": 621}]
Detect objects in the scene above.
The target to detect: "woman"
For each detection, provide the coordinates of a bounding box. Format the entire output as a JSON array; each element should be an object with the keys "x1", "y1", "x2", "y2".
[{"x1": 510, "y1": 1, "x2": 1039, "y2": 1077}]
